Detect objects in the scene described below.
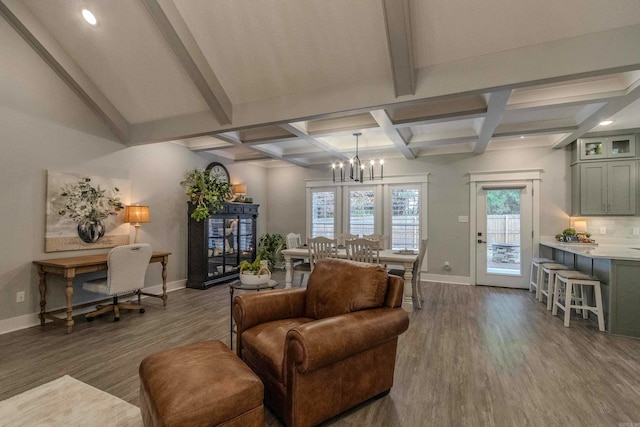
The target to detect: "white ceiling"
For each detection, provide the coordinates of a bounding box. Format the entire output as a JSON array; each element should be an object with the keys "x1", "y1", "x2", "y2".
[{"x1": 4, "y1": 0, "x2": 640, "y2": 169}]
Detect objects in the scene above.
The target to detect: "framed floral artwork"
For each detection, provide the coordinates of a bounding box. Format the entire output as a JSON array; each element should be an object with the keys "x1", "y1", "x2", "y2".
[{"x1": 45, "y1": 171, "x2": 131, "y2": 252}]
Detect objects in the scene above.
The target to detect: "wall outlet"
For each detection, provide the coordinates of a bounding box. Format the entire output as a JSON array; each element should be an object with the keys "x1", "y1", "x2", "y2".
[
  {"x1": 600, "y1": 227, "x2": 606, "y2": 235},
  {"x1": 443, "y1": 261, "x2": 451, "y2": 271},
  {"x1": 16, "y1": 291, "x2": 25, "y2": 303},
  {"x1": 633, "y1": 228, "x2": 640, "y2": 236}
]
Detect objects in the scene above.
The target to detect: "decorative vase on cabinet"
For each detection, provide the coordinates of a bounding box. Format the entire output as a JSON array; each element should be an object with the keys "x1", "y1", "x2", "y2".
[{"x1": 187, "y1": 202, "x2": 259, "y2": 289}]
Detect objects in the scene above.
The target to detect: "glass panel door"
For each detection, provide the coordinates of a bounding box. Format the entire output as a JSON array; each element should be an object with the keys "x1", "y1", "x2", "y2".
[{"x1": 476, "y1": 183, "x2": 532, "y2": 288}]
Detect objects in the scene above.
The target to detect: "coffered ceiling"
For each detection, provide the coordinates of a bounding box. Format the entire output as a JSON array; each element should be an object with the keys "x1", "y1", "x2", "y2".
[{"x1": 3, "y1": 0, "x2": 640, "y2": 169}]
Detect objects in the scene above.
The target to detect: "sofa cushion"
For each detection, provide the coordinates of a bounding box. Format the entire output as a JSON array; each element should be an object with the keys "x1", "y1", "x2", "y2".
[
  {"x1": 242, "y1": 317, "x2": 315, "y2": 383},
  {"x1": 305, "y1": 258, "x2": 389, "y2": 319}
]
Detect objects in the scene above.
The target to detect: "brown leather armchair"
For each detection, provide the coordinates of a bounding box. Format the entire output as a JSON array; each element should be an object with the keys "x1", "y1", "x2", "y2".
[{"x1": 233, "y1": 258, "x2": 410, "y2": 427}]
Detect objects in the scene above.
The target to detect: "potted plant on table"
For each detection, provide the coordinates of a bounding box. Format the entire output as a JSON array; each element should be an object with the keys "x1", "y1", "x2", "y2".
[
  {"x1": 181, "y1": 168, "x2": 233, "y2": 221},
  {"x1": 238, "y1": 257, "x2": 271, "y2": 285},
  {"x1": 257, "y1": 233, "x2": 286, "y2": 269}
]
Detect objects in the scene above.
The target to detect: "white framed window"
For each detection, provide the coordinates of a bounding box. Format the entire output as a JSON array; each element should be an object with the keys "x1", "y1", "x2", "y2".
[
  {"x1": 308, "y1": 188, "x2": 337, "y2": 238},
  {"x1": 389, "y1": 186, "x2": 421, "y2": 250},
  {"x1": 347, "y1": 187, "x2": 376, "y2": 236},
  {"x1": 306, "y1": 175, "x2": 428, "y2": 244}
]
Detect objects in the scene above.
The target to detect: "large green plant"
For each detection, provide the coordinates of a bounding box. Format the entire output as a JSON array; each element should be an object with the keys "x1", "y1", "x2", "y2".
[
  {"x1": 181, "y1": 168, "x2": 233, "y2": 221},
  {"x1": 257, "y1": 233, "x2": 286, "y2": 269}
]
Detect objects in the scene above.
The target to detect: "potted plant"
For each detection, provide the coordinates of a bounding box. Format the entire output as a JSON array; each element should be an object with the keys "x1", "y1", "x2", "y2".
[
  {"x1": 181, "y1": 168, "x2": 233, "y2": 221},
  {"x1": 238, "y1": 258, "x2": 271, "y2": 285},
  {"x1": 257, "y1": 233, "x2": 286, "y2": 269},
  {"x1": 57, "y1": 177, "x2": 124, "y2": 243}
]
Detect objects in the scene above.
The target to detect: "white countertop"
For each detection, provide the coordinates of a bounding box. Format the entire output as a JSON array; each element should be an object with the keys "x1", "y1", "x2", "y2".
[{"x1": 540, "y1": 238, "x2": 640, "y2": 261}]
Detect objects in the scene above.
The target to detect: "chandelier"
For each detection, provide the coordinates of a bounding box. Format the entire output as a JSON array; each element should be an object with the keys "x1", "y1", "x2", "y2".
[{"x1": 332, "y1": 132, "x2": 384, "y2": 182}]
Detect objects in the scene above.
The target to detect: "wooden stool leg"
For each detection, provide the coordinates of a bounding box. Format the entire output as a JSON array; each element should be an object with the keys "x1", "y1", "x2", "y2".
[
  {"x1": 546, "y1": 271, "x2": 555, "y2": 311},
  {"x1": 594, "y1": 283, "x2": 605, "y2": 332},
  {"x1": 581, "y1": 285, "x2": 589, "y2": 319},
  {"x1": 529, "y1": 262, "x2": 536, "y2": 293},
  {"x1": 563, "y1": 280, "x2": 572, "y2": 327},
  {"x1": 538, "y1": 269, "x2": 546, "y2": 302},
  {"x1": 552, "y1": 276, "x2": 561, "y2": 316}
]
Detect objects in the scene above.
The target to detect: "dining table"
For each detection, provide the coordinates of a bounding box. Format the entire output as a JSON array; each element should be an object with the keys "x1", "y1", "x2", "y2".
[{"x1": 281, "y1": 247, "x2": 419, "y2": 312}]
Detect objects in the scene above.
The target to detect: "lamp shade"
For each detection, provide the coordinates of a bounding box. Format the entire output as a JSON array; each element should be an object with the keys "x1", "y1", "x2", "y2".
[
  {"x1": 124, "y1": 205, "x2": 150, "y2": 224},
  {"x1": 233, "y1": 184, "x2": 247, "y2": 194}
]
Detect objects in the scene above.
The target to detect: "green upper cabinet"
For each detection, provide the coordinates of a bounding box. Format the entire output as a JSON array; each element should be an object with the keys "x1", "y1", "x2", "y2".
[
  {"x1": 578, "y1": 135, "x2": 636, "y2": 161},
  {"x1": 573, "y1": 160, "x2": 637, "y2": 216}
]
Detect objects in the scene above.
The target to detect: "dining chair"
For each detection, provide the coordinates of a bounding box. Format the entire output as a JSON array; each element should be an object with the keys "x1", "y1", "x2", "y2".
[
  {"x1": 82, "y1": 244, "x2": 152, "y2": 321},
  {"x1": 346, "y1": 238, "x2": 380, "y2": 264},
  {"x1": 362, "y1": 233, "x2": 388, "y2": 250},
  {"x1": 336, "y1": 233, "x2": 358, "y2": 247},
  {"x1": 286, "y1": 232, "x2": 310, "y2": 286},
  {"x1": 308, "y1": 236, "x2": 338, "y2": 270}
]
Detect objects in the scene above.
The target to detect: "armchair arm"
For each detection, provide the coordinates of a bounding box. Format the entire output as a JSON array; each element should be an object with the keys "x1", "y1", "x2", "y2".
[
  {"x1": 286, "y1": 308, "x2": 409, "y2": 374},
  {"x1": 233, "y1": 288, "x2": 307, "y2": 333}
]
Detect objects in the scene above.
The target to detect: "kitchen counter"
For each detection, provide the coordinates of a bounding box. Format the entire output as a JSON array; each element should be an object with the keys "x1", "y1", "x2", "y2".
[
  {"x1": 540, "y1": 239, "x2": 640, "y2": 261},
  {"x1": 539, "y1": 238, "x2": 640, "y2": 338}
]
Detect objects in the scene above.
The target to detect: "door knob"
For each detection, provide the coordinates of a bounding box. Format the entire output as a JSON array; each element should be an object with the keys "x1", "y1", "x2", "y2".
[{"x1": 477, "y1": 239, "x2": 487, "y2": 244}]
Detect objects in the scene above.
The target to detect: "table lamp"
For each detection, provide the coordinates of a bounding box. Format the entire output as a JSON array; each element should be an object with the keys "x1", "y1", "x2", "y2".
[
  {"x1": 124, "y1": 205, "x2": 150, "y2": 243},
  {"x1": 233, "y1": 184, "x2": 247, "y2": 202}
]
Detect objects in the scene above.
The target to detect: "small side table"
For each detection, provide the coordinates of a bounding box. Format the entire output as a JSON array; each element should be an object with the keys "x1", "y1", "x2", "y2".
[{"x1": 229, "y1": 279, "x2": 278, "y2": 349}]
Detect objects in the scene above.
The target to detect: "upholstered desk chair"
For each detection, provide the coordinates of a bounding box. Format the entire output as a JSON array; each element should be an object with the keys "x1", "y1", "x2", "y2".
[
  {"x1": 346, "y1": 238, "x2": 380, "y2": 264},
  {"x1": 287, "y1": 232, "x2": 310, "y2": 286},
  {"x1": 83, "y1": 244, "x2": 152, "y2": 321}
]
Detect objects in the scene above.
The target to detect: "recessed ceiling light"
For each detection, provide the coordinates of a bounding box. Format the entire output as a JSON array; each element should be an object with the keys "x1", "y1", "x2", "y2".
[
  {"x1": 599, "y1": 120, "x2": 613, "y2": 126},
  {"x1": 82, "y1": 9, "x2": 97, "y2": 26}
]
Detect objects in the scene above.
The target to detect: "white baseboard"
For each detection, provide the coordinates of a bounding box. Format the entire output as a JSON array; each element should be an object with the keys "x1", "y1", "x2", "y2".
[
  {"x1": 0, "y1": 279, "x2": 186, "y2": 336},
  {"x1": 421, "y1": 274, "x2": 472, "y2": 286}
]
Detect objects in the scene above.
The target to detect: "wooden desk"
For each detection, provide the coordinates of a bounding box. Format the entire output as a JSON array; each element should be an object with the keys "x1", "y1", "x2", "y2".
[
  {"x1": 281, "y1": 248, "x2": 418, "y2": 312},
  {"x1": 33, "y1": 251, "x2": 171, "y2": 333}
]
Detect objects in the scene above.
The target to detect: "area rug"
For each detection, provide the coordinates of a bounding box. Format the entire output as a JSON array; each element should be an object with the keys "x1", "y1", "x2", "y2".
[{"x1": 0, "y1": 375, "x2": 142, "y2": 426}]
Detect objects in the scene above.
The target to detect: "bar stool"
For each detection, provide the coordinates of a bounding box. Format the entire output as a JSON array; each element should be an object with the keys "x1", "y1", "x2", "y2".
[
  {"x1": 552, "y1": 270, "x2": 605, "y2": 331},
  {"x1": 529, "y1": 257, "x2": 554, "y2": 299},
  {"x1": 539, "y1": 263, "x2": 569, "y2": 310}
]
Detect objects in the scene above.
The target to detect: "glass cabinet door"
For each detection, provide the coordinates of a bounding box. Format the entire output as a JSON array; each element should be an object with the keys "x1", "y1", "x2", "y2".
[
  {"x1": 207, "y1": 217, "x2": 225, "y2": 278},
  {"x1": 609, "y1": 135, "x2": 636, "y2": 158},
  {"x1": 223, "y1": 218, "x2": 238, "y2": 272},
  {"x1": 238, "y1": 217, "x2": 254, "y2": 264},
  {"x1": 579, "y1": 138, "x2": 606, "y2": 160}
]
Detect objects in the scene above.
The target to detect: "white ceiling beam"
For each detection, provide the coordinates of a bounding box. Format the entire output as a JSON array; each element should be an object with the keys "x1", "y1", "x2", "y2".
[
  {"x1": 370, "y1": 110, "x2": 416, "y2": 159},
  {"x1": 0, "y1": 0, "x2": 130, "y2": 142},
  {"x1": 141, "y1": 0, "x2": 232, "y2": 125},
  {"x1": 552, "y1": 81, "x2": 640, "y2": 148},
  {"x1": 409, "y1": 135, "x2": 478, "y2": 149},
  {"x1": 381, "y1": 0, "x2": 415, "y2": 97},
  {"x1": 473, "y1": 90, "x2": 512, "y2": 154},
  {"x1": 280, "y1": 123, "x2": 350, "y2": 162},
  {"x1": 128, "y1": 24, "x2": 640, "y2": 144},
  {"x1": 249, "y1": 144, "x2": 313, "y2": 168}
]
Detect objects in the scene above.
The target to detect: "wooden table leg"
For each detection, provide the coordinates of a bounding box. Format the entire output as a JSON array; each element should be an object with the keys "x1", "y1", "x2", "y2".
[
  {"x1": 229, "y1": 285, "x2": 234, "y2": 350},
  {"x1": 161, "y1": 256, "x2": 168, "y2": 306},
  {"x1": 284, "y1": 254, "x2": 292, "y2": 288},
  {"x1": 38, "y1": 268, "x2": 47, "y2": 326},
  {"x1": 64, "y1": 277, "x2": 75, "y2": 334},
  {"x1": 401, "y1": 262, "x2": 414, "y2": 312}
]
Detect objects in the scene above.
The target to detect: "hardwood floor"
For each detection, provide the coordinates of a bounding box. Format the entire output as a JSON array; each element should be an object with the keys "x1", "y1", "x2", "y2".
[{"x1": 2, "y1": 273, "x2": 640, "y2": 426}]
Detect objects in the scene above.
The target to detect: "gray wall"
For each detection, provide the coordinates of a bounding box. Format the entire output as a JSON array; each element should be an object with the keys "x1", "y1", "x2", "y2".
[{"x1": 266, "y1": 147, "x2": 572, "y2": 278}]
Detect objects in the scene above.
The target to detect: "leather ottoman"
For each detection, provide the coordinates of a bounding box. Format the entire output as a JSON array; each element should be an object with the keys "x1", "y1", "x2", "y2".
[{"x1": 139, "y1": 340, "x2": 264, "y2": 427}]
